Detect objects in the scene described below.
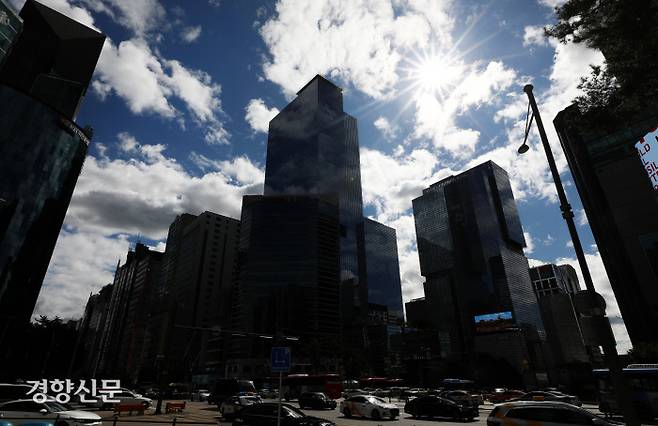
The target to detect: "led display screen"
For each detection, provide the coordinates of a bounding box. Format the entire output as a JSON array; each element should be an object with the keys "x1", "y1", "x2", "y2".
[
  {"x1": 473, "y1": 311, "x2": 513, "y2": 333},
  {"x1": 636, "y1": 126, "x2": 658, "y2": 190}
]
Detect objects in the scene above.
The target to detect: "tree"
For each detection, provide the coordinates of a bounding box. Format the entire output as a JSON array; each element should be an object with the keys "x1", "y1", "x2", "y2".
[{"x1": 545, "y1": 0, "x2": 658, "y2": 117}]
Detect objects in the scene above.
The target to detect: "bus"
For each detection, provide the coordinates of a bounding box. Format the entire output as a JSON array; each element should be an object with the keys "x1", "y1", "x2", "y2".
[
  {"x1": 593, "y1": 364, "x2": 658, "y2": 420},
  {"x1": 280, "y1": 374, "x2": 343, "y2": 400},
  {"x1": 358, "y1": 377, "x2": 405, "y2": 389}
]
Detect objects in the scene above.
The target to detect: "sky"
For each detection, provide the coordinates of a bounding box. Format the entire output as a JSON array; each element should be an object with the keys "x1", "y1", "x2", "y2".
[{"x1": 8, "y1": 0, "x2": 633, "y2": 352}]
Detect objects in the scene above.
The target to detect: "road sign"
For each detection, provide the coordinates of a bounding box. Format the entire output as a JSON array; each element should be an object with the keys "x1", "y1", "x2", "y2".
[{"x1": 271, "y1": 347, "x2": 290, "y2": 372}]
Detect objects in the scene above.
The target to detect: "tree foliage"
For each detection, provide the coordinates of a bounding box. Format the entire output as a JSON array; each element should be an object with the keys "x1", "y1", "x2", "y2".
[{"x1": 545, "y1": 0, "x2": 658, "y2": 118}]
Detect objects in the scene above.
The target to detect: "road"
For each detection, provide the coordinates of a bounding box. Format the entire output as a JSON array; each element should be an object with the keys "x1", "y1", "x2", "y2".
[{"x1": 90, "y1": 399, "x2": 614, "y2": 426}]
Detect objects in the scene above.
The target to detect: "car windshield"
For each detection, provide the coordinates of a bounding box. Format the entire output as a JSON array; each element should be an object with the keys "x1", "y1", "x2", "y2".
[
  {"x1": 44, "y1": 401, "x2": 68, "y2": 412},
  {"x1": 366, "y1": 396, "x2": 387, "y2": 404},
  {"x1": 239, "y1": 396, "x2": 260, "y2": 404}
]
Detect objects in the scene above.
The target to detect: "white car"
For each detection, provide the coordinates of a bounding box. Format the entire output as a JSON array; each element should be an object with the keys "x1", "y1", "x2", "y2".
[
  {"x1": 487, "y1": 401, "x2": 621, "y2": 426},
  {"x1": 0, "y1": 399, "x2": 101, "y2": 426},
  {"x1": 340, "y1": 395, "x2": 399, "y2": 420},
  {"x1": 191, "y1": 389, "x2": 211, "y2": 402},
  {"x1": 80, "y1": 389, "x2": 152, "y2": 410}
]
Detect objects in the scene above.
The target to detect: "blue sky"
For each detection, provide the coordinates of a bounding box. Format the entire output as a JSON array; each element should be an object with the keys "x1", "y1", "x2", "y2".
[{"x1": 11, "y1": 0, "x2": 631, "y2": 352}]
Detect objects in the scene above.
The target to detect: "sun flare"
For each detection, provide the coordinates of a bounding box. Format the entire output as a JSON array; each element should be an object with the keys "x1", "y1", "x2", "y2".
[{"x1": 411, "y1": 54, "x2": 463, "y2": 93}]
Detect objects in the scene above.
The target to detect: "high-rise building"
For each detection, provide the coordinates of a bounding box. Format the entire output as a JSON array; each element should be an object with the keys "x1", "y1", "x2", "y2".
[
  {"x1": 160, "y1": 211, "x2": 240, "y2": 384},
  {"x1": 0, "y1": 0, "x2": 22, "y2": 66},
  {"x1": 412, "y1": 161, "x2": 546, "y2": 386},
  {"x1": 357, "y1": 219, "x2": 404, "y2": 375},
  {"x1": 95, "y1": 244, "x2": 163, "y2": 382},
  {"x1": 73, "y1": 284, "x2": 113, "y2": 377},
  {"x1": 0, "y1": 0, "x2": 104, "y2": 356},
  {"x1": 529, "y1": 263, "x2": 590, "y2": 387},
  {"x1": 264, "y1": 75, "x2": 365, "y2": 318},
  {"x1": 228, "y1": 194, "x2": 341, "y2": 377},
  {"x1": 230, "y1": 75, "x2": 403, "y2": 376},
  {"x1": 554, "y1": 106, "x2": 658, "y2": 347}
]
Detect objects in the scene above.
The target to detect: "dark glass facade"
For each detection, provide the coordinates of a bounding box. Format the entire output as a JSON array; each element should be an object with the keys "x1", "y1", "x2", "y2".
[
  {"x1": 412, "y1": 161, "x2": 545, "y2": 385},
  {"x1": 264, "y1": 75, "x2": 364, "y2": 315},
  {"x1": 0, "y1": 0, "x2": 21, "y2": 66},
  {"x1": 0, "y1": 0, "x2": 104, "y2": 372},
  {"x1": 228, "y1": 194, "x2": 341, "y2": 377},
  {"x1": 357, "y1": 218, "x2": 404, "y2": 322},
  {"x1": 0, "y1": 84, "x2": 90, "y2": 351},
  {"x1": 0, "y1": 0, "x2": 104, "y2": 120},
  {"x1": 554, "y1": 106, "x2": 658, "y2": 346}
]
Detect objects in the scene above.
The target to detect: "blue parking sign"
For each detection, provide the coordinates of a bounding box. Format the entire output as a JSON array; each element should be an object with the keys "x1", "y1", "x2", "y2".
[{"x1": 271, "y1": 347, "x2": 290, "y2": 372}]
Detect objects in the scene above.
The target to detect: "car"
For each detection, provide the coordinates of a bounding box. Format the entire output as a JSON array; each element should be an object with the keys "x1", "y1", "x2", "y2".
[
  {"x1": 191, "y1": 389, "x2": 211, "y2": 402},
  {"x1": 232, "y1": 403, "x2": 334, "y2": 426},
  {"x1": 339, "y1": 395, "x2": 399, "y2": 420},
  {"x1": 340, "y1": 389, "x2": 364, "y2": 398},
  {"x1": 486, "y1": 389, "x2": 525, "y2": 403},
  {"x1": 297, "y1": 393, "x2": 336, "y2": 410},
  {"x1": 220, "y1": 395, "x2": 262, "y2": 420},
  {"x1": 440, "y1": 390, "x2": 479, "y2": 408},
  {"x1": 258, "y1": 389, "x2": 278, "y2": 399},
  {"x1": 404, "y1": 395, "x2": 478, "y2": 421},
  {"x1": 0, "y1": 399, "x2": 101, "y2": 426},
  {"x1": 487, "y1": 401, "x2": 622, "y2": 425},
  {"x1": 79, "y1": 389, "x2": 152, "y2": 410},
  {"x1": 510, "y1": 391, "x2": 580, "y2": 406},
  {"x1": 544, "y1": 390, "x2": 582, "y2": 407}
]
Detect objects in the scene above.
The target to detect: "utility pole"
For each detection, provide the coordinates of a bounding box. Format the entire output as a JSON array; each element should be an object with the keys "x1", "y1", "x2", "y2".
[{"x1": 520, "y1": 84, "x2": 639, "y2": 426}]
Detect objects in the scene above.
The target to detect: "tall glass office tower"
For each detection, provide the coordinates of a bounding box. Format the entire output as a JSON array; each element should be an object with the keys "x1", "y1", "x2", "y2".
[
  {"x1": 229, "y1": 75, "x2": 403, "y2": 376},
  {"x1": 413, "y1": 161, "x2": 546, "y2": 386},
  {"x1": 0, "y1": 0, "x2": 104, "y2": 359}
]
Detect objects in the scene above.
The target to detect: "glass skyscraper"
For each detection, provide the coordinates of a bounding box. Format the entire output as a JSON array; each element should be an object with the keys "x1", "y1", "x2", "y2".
[
  {"x1": 0, "y1": 0, "x2": 104, "y2": 358},
  {"x1": 554, "y1": 105, "x2": 658, "y2": 347},
  {"x1": 413, "y1": 161, "x2": 546, "y2": 386},
  {"x1": 229, "y1": 75, "x2": 403, "y2": 376}
]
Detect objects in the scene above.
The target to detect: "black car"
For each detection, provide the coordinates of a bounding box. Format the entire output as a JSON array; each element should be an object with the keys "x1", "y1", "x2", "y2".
[
  {"x1": 233, "y1": 403, "x2": 335, "y2": 426},
  {"x1": 298, "y1": 393, "x2": 337, "y2": 410},
  {"x1": 404, "y1": 395, "x2": 478, "y2": 421}
]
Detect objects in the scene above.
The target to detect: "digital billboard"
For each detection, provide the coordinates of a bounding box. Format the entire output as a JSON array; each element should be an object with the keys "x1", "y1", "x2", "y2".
[
  {"x1": 474, "y1": 311, "x2": 513, "y2": 333},
  {"x1": 636, "y1": 126, "x2": 658, "y2": 190}
]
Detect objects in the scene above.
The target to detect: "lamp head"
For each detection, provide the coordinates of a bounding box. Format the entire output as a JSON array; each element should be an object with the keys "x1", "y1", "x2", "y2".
[{"x1": 517, "y1": 143, "x2": 529, "y2": 154}]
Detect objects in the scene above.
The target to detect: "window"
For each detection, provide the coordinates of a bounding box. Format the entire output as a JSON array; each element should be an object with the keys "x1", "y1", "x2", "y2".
[
  {"x1": 551, "y1": 408, "x2": 593, "y2": 424},
  {"x1": 506, "y1": 407, "x2": 554, "y2": 421}
]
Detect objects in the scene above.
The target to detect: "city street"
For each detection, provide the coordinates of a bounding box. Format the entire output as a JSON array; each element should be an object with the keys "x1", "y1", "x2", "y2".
[{"x1": 88, "y1": 399, "x2": 623, "y2": 426}]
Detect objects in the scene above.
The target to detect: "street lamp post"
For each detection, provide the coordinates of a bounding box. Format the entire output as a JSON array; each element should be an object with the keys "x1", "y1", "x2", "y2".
[{"x1": 519, "y1": 84, "x2": 639, "y2": 426}]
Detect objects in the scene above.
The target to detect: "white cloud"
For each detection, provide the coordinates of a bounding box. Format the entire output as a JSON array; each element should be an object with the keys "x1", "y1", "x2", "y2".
[
  {"x1": 82, "y1": 0, "x2": 166, "y2": 38},
  {"x1": 524, "y1": 231, "x2": 535, "y2": 254},
  {"x1": 538, "y1": 0, "x2": 567, "y2": 8},
  {"x1": 523, "y1": 25, "x2": 548, "y2": 47},
  {"x1": 374, "y1": 116, "x2": 399, "y2": 140},
  {"x1": 117, "y1": 131, "x2": 139, "y2": 152},
  {"x1": 93, "y1": 38, "x2": 230, "y2": 144},
  {"x1": 410, "y1": 60, "x2": 516, "y2": 156},
  {"x1": 245, "y1": 98, "x2": 279, "y2": 133},
  {"x1": 9, "y1": 0, "x2": 98, "y2": 29},
  {"x1": 65, "y1": 137, "x2": 263, "y2": 240},
  {"x1": 360, "y1": 147, "x2": 456, "y2": 222},
  {"x1": 34, "y1": 230, "x2": 130, "y2": 320},
  {"x1": 543, "y1": 233, "x2": 555, "y2": 246},
  {"x1": 577, "y1": 209, "x2": 589, "y2": 226},
  {"x1": 259, "y1": 0, "x2": 454, "y2": 99},
  {"x1": 181, "y1": 25, "x2": 202, "y2": 43}
]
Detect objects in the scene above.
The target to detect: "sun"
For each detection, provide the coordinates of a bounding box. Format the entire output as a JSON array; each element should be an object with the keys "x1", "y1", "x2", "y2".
[{"x1": 410, "y1": 54, "x2": 463, "y2": 93}]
